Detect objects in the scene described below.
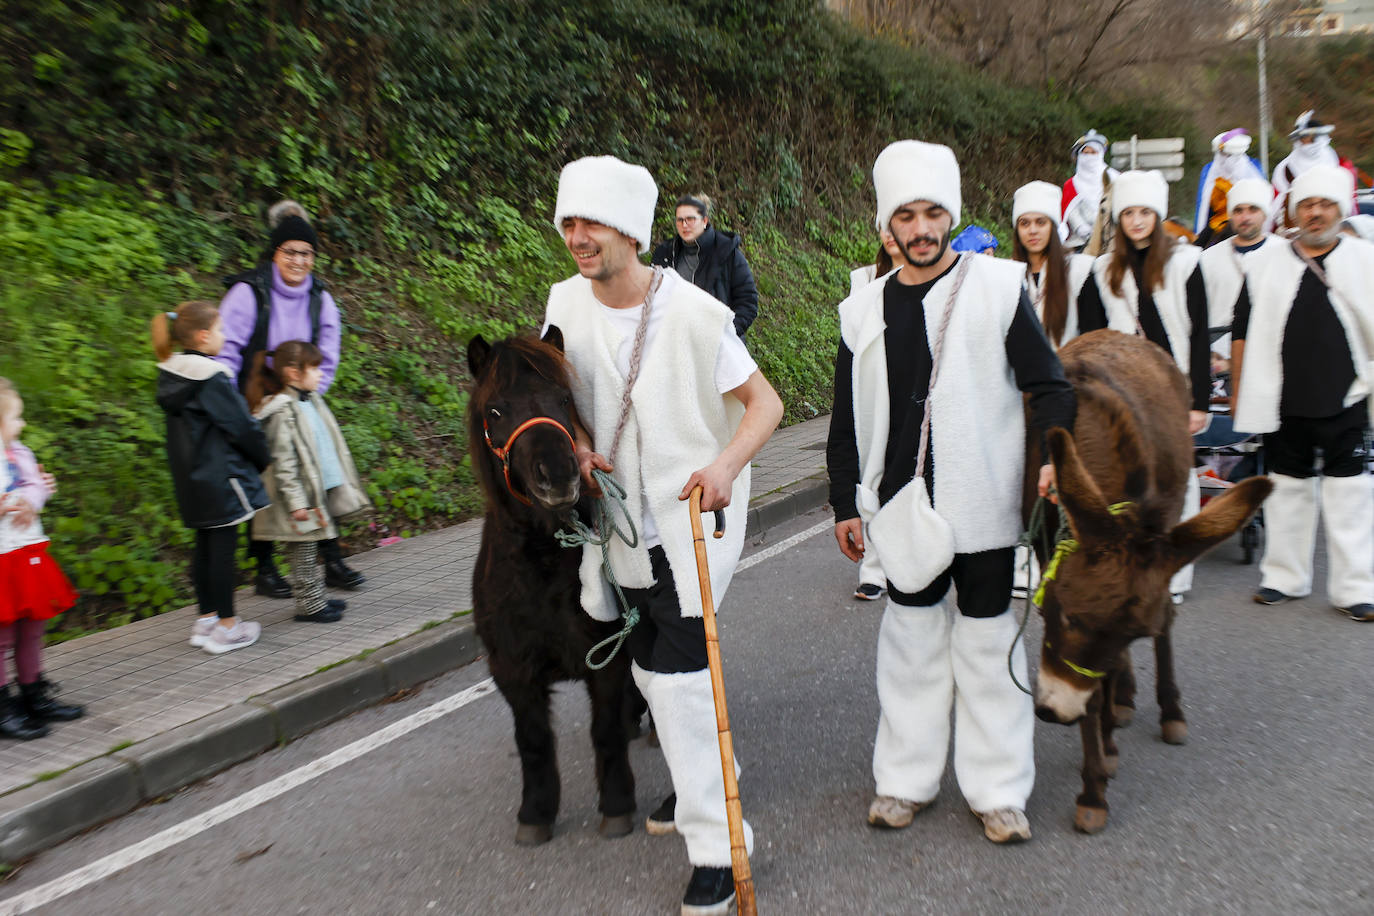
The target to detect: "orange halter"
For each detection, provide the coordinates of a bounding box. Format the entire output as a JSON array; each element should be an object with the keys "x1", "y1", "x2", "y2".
[{"x1": 483, "y1": 415, "x2": 577, "y2": 507}]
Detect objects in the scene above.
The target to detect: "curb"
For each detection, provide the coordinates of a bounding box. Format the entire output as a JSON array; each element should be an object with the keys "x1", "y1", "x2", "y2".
[
  {"x1": 0, "y1": 483, "x2": 829, "y2": 868},
  {"x1": 0, "y1": 620, "x2": 481, "y2": 867}
]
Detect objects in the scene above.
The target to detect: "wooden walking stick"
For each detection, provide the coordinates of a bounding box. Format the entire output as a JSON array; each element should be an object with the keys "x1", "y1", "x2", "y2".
[{"x1": 688, "y1": 486, "x2": 758, "y2": 916}]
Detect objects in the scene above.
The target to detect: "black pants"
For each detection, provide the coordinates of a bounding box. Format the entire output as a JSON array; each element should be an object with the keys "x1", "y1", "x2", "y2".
[
  {"x1": 621, "y1": 546, "x2": 708, "y2": 674},
  {"x1": 1266, "y1": 400, "x2": 1369, "y2": 478},
  {"x1": 889, "y1": 546, "x2": 1016, "y2": 617},
  {"x1": 193, "y1": 526, "x2": 240, "y2": 619}
]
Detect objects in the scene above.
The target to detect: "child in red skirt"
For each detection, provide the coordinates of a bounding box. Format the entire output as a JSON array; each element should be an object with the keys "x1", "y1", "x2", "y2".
[{"x1": 0, "y1": 378, "x2": 84, "y2": 741}]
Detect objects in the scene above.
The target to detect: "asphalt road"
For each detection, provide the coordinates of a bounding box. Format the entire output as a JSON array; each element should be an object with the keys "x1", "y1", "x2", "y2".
[{"x1": 2, "y1": 506, "x2": 1371, "y2": 915}]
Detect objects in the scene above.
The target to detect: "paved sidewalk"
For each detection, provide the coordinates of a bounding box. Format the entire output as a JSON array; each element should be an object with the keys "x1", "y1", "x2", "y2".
[{"x1": 0, "y1": 415, "x2": 830, "y2": 862}]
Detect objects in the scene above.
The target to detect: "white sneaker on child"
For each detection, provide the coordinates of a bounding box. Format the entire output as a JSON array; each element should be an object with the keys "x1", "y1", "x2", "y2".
[
  {"x1": 204, "y1": 620, "x2": 262, "y2": 655},
  {"x1": 190, "y1": 616, "x2": 218, "y2": 648}
]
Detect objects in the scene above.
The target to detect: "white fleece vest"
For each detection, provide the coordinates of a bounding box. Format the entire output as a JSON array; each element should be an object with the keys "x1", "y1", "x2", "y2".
[
  {"x1": 1092, "y1": 244, "x2": 1202, "y2": 377},
  {"x1": 1200, "y1": 236, "x2": 1273, "y2": 329},
  {"x1": 1029, "y1": 253, "x2": 1094, "y2": 349},
  {"x1": 1233, "y1": 237, "x2": 1374, "y2": 435},
  {"x1": 840, "y1": 255, "x2": 1027, "y2": 554},
  {"x1": 546, "y1": 274, "x2": 748, "y2": 621}
]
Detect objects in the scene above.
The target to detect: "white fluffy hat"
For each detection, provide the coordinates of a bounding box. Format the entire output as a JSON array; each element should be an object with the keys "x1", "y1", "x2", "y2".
[
  {"x1": 1288, "y1": 165, "x2": 1354, "y2": 218},
  {"x1": 1226, "y1": 178, "x2": 1273, "y2": 217},
  {"x1": 553, "y1": 156, "x2": 658, "y2": 253},
  {"x1": 874, "y1": 140, "x2": 961, "y2": 232},
  {"x1": 1013, "y1": 181, "x2": 1063, "y2": 225},
  {"x1": 1111, "y1": 170, "x2": 1169, "y2": 221}
]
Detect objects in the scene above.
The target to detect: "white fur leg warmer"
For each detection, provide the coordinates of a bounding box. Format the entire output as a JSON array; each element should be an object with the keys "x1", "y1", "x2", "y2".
[
  {"x1": 1320, "y1": 474, "x2": 1374, "y2": 608},
  {"x1": 951, "y1": 610, "x2": 1035, "y2": 812},
  {"x1": 1259, "y1": 473, "x2": 1320, "y2": 598},
  {"x1": 1169, "y1": 471, "x2": 1202, "y2": 596},
  {"x1": 859, "y1": 545, "x2": 886, "y2": 589},
  {"x1": 633, "y1": 663, "x2": 753, "y2": 867},
  {"x1": 872, "y1": 599, "x2": 953, "y2": 803}
]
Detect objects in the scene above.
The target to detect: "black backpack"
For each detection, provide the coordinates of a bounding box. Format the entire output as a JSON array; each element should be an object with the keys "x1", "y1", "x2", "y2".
[{"x1": 221, "y1": 264, "x2": 328, "y2": 392}]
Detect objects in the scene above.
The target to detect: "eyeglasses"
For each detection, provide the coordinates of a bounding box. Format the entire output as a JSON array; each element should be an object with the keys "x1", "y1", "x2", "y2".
[
  {"x1": 277, "y1": 246, "x2": 316, "y2": 262},
  {"x1": 675, "y1": 216, "x2": 701, "y2": 225}
]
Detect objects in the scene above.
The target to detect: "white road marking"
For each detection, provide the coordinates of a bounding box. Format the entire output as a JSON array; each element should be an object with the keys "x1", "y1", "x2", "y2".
[
  {"x1": 737, "y1": 519, "x2": 831, "y2": 572},
  {"x1": 0, "y1": 678, "x2": 498, "y2": 916},
  {"x1": 0, "y1": 514, "x2": 828, "y2": 913}
]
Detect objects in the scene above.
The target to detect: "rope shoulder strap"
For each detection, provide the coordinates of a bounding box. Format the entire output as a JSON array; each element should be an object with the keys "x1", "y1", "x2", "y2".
[{"x1": 914, "y1": 254, "x2": 974, "y2": 480}]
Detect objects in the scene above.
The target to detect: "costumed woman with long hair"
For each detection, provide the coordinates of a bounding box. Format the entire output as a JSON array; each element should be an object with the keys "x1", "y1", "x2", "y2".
[{"x1": 1012, "y1": 181, "x2": 1094, "y2": 349}]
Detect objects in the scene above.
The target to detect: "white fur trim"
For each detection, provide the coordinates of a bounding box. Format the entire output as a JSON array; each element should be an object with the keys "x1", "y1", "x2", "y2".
[
  {"x1": 840, "y1": 256, "x2": 1027, "y2": 555},
  {"x1": 1199, "y1": 236, "x2": 1271, "y2": 329},
  {"x1": 1090, "y1": 243, "x2": 1202, "y2": 377},
  {"x1": 1288, "y1": 165, "x2": 1355, "y2": 219},
  {"x1": 1112, "y1": 170, "x2": 1169, "y2": 221},
  {"x1": 157, "y1": 352, "x2": 235, "y2": 382},
  {"x1": 1227, "y1": 178, "x2": 1273, "y2": 217},
  {"x1": 849, "y1": 264, "x2": 878, "y2": 297},
  {"x1": 951, "y1": 610, "x2": 1035, "y2": 811},
  {"x1": 1320, "y1": 474, "x2": 1374, "y2": 607},
  {"x1": 553, "y1": 156, "x2": 658, "y2": 253},
  {"x1": 1013, "y1": 181, "x2": 1062, "y2": 226},
  {"x1": 1233, "y1": 237, "x2": 1374, "y2": 434},
  {"x1": 874, "y1": 140, "x2": 961, "y2": 231},
  {"x1": 873, "y1": 599, "x2": 953, "y2": 802},
  {"x1": 1168, "y1": 471, "x2": 1201, "y2": 596},
  {"x1": 1259, "y1": 473, "x2": 1319, "y2": 598},
  {"x1": 634, "y1": 665, "x2": 752, "y2": 866},
  {"x1": 546, "y1": 275, "x2": 748, "y2": 620}
]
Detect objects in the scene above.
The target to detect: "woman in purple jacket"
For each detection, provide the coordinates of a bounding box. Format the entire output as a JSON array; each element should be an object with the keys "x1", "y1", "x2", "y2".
[{"x1": 217, "y1": 201, "x2": 364, "y2": 597}]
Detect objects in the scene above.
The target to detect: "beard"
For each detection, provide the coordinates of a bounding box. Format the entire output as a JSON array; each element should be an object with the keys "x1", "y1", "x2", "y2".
[
  {"x1": 1298, "y1": 222, "x2": 1341, "y2": 248},
  {"x1": 894, "y1": 226, "x2": 952, "y2": 268}
]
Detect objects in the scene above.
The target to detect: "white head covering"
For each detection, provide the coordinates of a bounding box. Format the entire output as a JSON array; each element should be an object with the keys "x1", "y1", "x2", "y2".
[
  {"x1": 1226, "y1": 178, "x2": 1273, "y2": 217},
  {"x1": 1288, "y1": 165, "x2": 1355, "y2": 219},
  {"x1": 1112, "y1": 170, "x2": 1169, "y2": 221},
  {"x1": 1013, "y1": 181, "x2": 1063, "y2": 225},
  {"x1": 873, "y1": 140, "x2": 961, "y2": 231},
  {"x1": 553, "y1": 156, "x2": 658, "y2": 253}
]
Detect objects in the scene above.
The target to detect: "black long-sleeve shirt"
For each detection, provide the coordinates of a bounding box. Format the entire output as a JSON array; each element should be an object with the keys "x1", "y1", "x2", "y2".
[
  {"x1": 1077, "y1": 246, "x2": 1210, "y2": 411},
  {"x1": 1232, "y1": 244, "x2": 1355, "y2": 419},
  {"x1": 827, "y1": 266, "x2": 1077, "y2": 523}
]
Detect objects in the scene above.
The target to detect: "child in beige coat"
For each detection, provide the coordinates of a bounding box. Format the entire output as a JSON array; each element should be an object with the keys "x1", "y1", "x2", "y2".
[{"x1": 248, "y1": 342, "x2": 370, "y2": 622}]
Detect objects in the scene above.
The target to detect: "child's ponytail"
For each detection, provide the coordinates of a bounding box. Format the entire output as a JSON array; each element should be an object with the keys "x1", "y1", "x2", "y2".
[{"x1": 151, "y1": 301, "x2": 220, "y2": 362}]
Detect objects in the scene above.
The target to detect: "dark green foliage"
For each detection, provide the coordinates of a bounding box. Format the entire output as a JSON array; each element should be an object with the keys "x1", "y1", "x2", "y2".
[{"x1": 0, "y1": 0, "x2": 1185, "y2": 628}]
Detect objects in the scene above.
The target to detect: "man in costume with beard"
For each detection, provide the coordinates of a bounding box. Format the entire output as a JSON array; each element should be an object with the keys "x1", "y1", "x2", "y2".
[
  {"x1": 1061, "y1": 130, "x2": 1119, "y2": 251},
  {"x1": 1271, "y1": 111, "x2": 1360, "y2": 230}
]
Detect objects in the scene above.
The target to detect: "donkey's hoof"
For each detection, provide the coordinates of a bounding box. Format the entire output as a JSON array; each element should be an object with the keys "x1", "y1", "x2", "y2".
[
  {"x1": 1074, "y1": 805, "x2": 1109, "y2": 834},
  {"x1": 598, "y1": 814, "x2": 635, "y2": 839},
  {"x1": 646, "y1": 728, "x2": 660, "y2": 748},
  {"x1": 1112, "y1": 704, "x2": 1135, "y2": 728},
  {"x1": 1161, "y1": 720, "x2": 1188, "y2": 745},
  {"x1": 515, "y1": 822, "x2": 553, "y2": 846},
  {"x1": 1103, "y1": 754, "x2": 1119, "y2": 778}
]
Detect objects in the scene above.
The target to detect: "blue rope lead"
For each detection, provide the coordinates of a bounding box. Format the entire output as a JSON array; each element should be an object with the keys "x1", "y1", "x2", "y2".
[{"x1": 556, "y1": 468, "x2": 642, "y2": 671}]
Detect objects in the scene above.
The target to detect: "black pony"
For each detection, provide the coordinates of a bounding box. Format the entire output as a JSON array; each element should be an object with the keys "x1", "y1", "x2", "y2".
[{"x1": 466, "y1": 327, "x2": 636, "y2": 846}]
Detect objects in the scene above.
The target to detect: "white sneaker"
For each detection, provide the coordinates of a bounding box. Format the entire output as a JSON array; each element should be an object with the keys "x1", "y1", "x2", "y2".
[
  {"x1": 204, "y1": 620, "x2": 262, "y2": 655},
  {"x1": 189, "y1": 615, "x2": 218, "y2": 648},
  {"x1": 867, "y1": 795, "x2": 928, "y2": 829},
  {"x1": 976, "y1": 807, "x2": 1032, "y2": 844}
]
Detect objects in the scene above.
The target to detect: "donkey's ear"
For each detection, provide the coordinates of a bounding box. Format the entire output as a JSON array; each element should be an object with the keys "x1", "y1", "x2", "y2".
[
  {"x1": 541, "y1": 324, "x2": 565, "y2": 353},
  {"x1": 1166, "y1": 475, "x2": 1272, "y2": 573},
  {"x1": 1048, "y1": 426, "x2": 1120, "y2": 545},
  {"x1": 467, "y1": 335, "x2": 492, "y2": 377}
]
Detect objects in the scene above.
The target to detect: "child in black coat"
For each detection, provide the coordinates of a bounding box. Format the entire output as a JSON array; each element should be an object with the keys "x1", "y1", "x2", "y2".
[{"x1": 152, "y1": 301, "x2": 272, "y2": 655}]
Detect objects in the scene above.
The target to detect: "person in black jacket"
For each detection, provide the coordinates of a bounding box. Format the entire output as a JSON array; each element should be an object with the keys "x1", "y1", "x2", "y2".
[
  {"x1": 152, "y1": 301, "x2": 272, "y2": 655},
  {"x1": 651, "y1": 193, "x2": 759, "y2": 337}
]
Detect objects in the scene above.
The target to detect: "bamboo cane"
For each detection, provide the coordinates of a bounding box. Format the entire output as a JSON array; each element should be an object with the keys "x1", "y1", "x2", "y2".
[{"x1": 688, "y1": 486, "x2": 757, "y2": 916}]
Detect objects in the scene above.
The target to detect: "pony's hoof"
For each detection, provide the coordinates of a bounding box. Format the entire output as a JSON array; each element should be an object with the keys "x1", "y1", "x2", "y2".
[
  {"x1": 1161, "y1": 720, "x2": 1188, "y2": 745},
  {"x1": 598, "y1": 814, "x2": 634, "y2": 839},
  {"x1": 1074, "y1": 805, "x2": 1109, "y2": 834},
  {"x1": 1112, "y1": 704, "x2": 1135, "y2": 728},
  {"x1": 1103, "y1": 754, "x2": 1119, "y2": 778},
  {"x1": 515, "y1": 823, "x2": 553, "y2": 846},
  {"x1": 646, "y1": 728, "x2": 660, "y2": 748}
]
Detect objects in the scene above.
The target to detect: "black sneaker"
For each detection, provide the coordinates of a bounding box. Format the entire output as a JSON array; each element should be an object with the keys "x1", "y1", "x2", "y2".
[
  {"x1": 1336, "y1": 603, "x2": 1374, "y2": 622},
  {"x1": 645, "y1": 792, "x2": 676, "y2": 835},
  {"x1": 325, "y1": 598, "x2": 348, "y2": 612},
  {"x1": 853, "y1": 583, "x2": 884, "y2": 601},
  {"x1": 255, "y1": 570, "x2": 293, "y2": 599},
  {"x1": 682, "y1": 866, "x2": 734, "y2": 916},
  {"x1": 295, "y1": 605, "x2": 344, "y2": 623},
  {"x1": 325, "y1": 559, "x2": 366, "y2": 590},
  {"x1": 1254, "y1": 587, "x2": 1294, "y2": 605}
]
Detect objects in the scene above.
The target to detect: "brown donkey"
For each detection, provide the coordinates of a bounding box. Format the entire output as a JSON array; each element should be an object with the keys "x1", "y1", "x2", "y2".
[{"x1": 1025, "y1": 330, "x2": 1270, "y2": 834}]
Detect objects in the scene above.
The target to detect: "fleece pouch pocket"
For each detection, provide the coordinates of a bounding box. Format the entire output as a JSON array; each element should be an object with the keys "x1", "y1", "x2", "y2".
[{"x1": 858, "y1": 479, "x2": 954, "y2": 594}]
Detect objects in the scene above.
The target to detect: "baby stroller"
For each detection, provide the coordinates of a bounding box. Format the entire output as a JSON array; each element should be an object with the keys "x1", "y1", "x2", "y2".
[{"x1": 1194, "y1": 331, "x2": 1264, "y2": 563}]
